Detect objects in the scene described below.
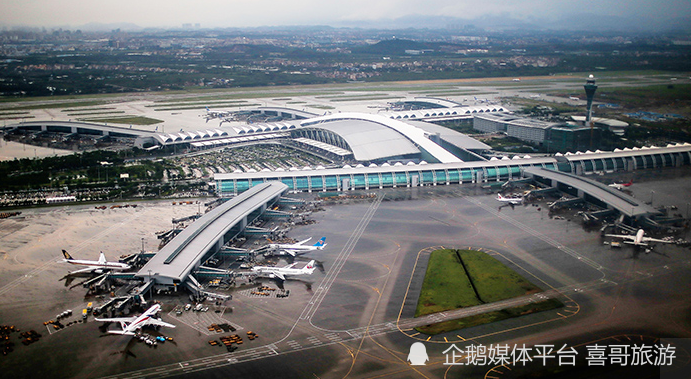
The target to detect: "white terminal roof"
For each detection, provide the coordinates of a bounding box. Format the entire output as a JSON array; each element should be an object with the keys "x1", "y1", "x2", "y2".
[
  {"x1": 189, "y1": 132, "x2": 289, "y2": 148},
  {"x1": 302, "y1": 112, "x2": 463, "y2": 163},
  {"x1": 524, "y1": 167, "x2": 659, "y2": 218},
  {"x1": 301, "y1": 118, "x2": 419, "y2": 161},
  {"x1": 135, "y1": 182, "x2": 288, "y2": 283},
  {"x1": 379, "y1": 105, "x2": 506, "y2": 120},
  {"x1": 294, "y1": 137, "x2": 352, "y2": 156},
  {"x1": 407, "y1": 121, "x2": 491, "y2": 151}
]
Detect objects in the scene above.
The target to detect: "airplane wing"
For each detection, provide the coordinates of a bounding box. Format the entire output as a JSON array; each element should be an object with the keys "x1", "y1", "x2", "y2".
[
  {"x1": 283, "y1": 262, "x2": 300, "y2": 269},
  {"x1": 67, "y1": 266, "x2": 99, "y2": 275},
  {"x1": 295, "y1": 237, "x2": 312, "y2": 246},
  {"x1": 145, "y1": 318, "x2": 176, "y2": 329},
  {"x1": 642, "y1": 237, "x2": 674, "y2": 244},
  {"x1": 604, "y1": 234, "x2": 647, "y2": 245},
  {"x1": 95, "y1": 316, "x2": 137, "y2": 324},
  {"x1": 604, "y1": 234, "x2": 634, "y2": 240},
  {"x1": 282, "y1": 249, "x2": 298, "y2": 257},
  {"x1": 273, "y1": 272, "x2": 286, "y2": 281}
]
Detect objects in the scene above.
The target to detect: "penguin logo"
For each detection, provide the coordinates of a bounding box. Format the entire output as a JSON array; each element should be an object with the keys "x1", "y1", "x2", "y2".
[{"x1": 407, "y1": 342, "x2": 429, "y2": 366}]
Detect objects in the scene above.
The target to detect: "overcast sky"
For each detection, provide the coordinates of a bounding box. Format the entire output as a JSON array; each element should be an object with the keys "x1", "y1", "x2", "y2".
[{"x1": 2, "y1": 0, "x2": 690, "y2": 29}]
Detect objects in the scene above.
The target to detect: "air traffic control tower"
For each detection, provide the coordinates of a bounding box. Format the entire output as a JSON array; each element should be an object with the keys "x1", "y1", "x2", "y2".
[{"x1": 584, "y1": 74, "x2": 598, "y2": 126}]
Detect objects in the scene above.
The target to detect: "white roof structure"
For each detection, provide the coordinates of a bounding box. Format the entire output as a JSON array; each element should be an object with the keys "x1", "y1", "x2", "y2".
[
  {"x1": 301, "y1": 112, "x2": 463, "y2": 163},
  {"x1": 135, "y1": 182, "x2": 288, "y2": 285},
  {"x1": 379, "y1": 105, "x2": 506, "y2": 121}
]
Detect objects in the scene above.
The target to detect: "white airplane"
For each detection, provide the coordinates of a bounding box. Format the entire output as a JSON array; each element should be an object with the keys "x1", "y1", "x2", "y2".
[
  {"x1": 95, "y1": 304, "x2": 175, "y2": 336},
  {"x1": 608, "y1": 179, "x2": 633, "y2": 190},
  {"x1": 251, "y1": 260, "x2": 317, "y2": 281},
  {"x1": 204, "y1": 107, "x2": 231, "y2": 118},
  {"x1": 267, "y1": 237, "x2": 327, "y2": 257},
  {"x1": 605, "y1": 229, "x2": 675, "y2": 246},
  {"x1": 496, "y1": 194, "x2": 523, "y2": 205},
  {"x1": 569, "y1": 96, "x2": 580, "y2": 100},
  {"x1": 62, "y1": 250, "x2": 131, "y2": 275}
]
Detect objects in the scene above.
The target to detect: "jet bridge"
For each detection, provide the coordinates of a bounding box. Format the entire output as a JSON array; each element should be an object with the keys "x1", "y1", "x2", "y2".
[{"x1": 135, "y1": 182, "x2": 288, "y2": 288}]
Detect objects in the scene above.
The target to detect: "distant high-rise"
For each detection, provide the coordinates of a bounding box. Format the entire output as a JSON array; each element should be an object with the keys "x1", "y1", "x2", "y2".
[{"x1": 584, "y1": 74, "x2": 597, "y2": 126}]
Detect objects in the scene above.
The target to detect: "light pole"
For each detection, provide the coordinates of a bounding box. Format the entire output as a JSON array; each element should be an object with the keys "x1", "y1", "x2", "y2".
[{"x1": 650, "y1": 190, "x2": 655, "y2": 207}]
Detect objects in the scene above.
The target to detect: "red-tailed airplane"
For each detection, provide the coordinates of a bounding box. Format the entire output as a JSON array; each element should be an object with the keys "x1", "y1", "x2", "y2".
[
  {"x1": 95, "y1": 304, "x2": 175, "y2": 335},
  {"x1": 251, "y1": 260, "x2": 317, "y2": 281},
  {"x1": 608, "y1": 179, "x2": 633, "y2": 190}
]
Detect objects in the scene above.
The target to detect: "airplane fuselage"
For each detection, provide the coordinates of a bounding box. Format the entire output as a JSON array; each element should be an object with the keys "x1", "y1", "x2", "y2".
[
  {"x1": 64, "y1": 259, "x2": 130, "y2": 271},
  {"x1": 251, "y1": 260, "x2": 316, "y2": 280}
]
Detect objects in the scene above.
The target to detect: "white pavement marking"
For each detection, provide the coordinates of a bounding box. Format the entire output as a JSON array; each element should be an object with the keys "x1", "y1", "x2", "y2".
[
  {"x1": 465, "y1": 196, "x2": 604, "y2": 270},
  {"x1": 302, "y1": 193, "x2": 384, "y2": 323},
  {"x1": 0, "y1": 209, "x2": 149, "y2": 297}
]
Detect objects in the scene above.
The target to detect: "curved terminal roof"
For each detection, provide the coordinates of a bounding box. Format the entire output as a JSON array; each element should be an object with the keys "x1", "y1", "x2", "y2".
[
  {"x1": 135, "y1": 182, "x2": 288, "y2": 284},
  {"x1": 300, "y1": 118, "x2": 419, "y2": 161},
  {"x1": 302, "y1": 112, "x2": 463, "y2": 163},
  {"x1": 151, "y1": 122, "x2": 297, "y2": 145},
  {"x1": 524, "y1": 167, "x2": 659, "y2": 219}
]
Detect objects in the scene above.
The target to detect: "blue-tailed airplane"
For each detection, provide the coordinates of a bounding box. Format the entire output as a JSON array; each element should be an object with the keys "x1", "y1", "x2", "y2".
[{"x1": 267, "y1": 237, "x2": 327, "y2": 257}]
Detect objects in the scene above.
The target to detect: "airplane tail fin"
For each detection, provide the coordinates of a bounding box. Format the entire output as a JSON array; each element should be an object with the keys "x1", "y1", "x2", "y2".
[
  {"x1": 62, "y1": 250, "x2": 73, "y2": 260},
  {"x1": 98, "y1": 251, "x2": 107, "y2": 264},
  {"x1": 313, "y1": 237, "x2": 326, "y2": 248},
  {"x1": 304, "y1": 260, "x2": 316, "y2": 273}
]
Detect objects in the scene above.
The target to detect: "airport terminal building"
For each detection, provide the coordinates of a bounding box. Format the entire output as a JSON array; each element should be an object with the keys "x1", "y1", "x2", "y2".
[
  {"x1": 135, "y1": 182, "x2": 289, "y2": 289},
  {"x1": 214, "y1": 143, "x2": 691, "y2": 195}
]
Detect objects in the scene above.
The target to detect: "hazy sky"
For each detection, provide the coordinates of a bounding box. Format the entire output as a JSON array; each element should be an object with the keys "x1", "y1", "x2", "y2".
[{"x1": 2, "y1": 0, "x2": 690, "y2": 29}]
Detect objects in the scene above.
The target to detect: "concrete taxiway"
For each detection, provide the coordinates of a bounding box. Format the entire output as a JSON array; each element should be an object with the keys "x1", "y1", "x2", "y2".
[{"x1": 1, "y1": 168, "x2": 691, "y2": 378}]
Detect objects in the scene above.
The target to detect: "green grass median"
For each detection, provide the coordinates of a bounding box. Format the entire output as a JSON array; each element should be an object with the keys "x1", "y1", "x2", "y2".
[{"x1": 414, "y1": 249, "x2": 562, "y2": 335}]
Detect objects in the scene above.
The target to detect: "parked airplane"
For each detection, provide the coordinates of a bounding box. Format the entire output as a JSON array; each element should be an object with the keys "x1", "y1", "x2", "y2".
[
  {"x1": 95, "y1": 304, "x2": 175, "y2": 336},
  {"x1": 569, "y1": 96, "x2": 580, "y2": 100},
  {"x1": 268, "y1": 237, "x2": 327, "y2": 256},
  {"x1": 252, "y1": 260, "x2": 317, "y2": 281},
  {"x1": 605, "y1": 229, "x2": 675, "y2": 246},
  {"x1": 204, "y1": 107, "x2": 232, "y2": 119},
  {"x1": 496, "y1": 194, "x2": 523, "y2": 205},
  {"x1": 62, "y1": 250, "x2": 131, "y2": 274},
  {"x1": 608, "y1": 179, "x2": 633, "y2": 190}
]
